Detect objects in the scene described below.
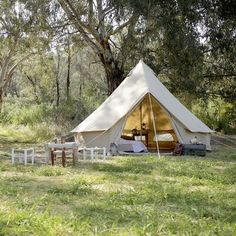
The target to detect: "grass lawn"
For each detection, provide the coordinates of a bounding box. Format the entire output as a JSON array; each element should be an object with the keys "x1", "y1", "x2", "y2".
[{"x1": 0, "y1": 134, "x2": 236, "y2": 235}]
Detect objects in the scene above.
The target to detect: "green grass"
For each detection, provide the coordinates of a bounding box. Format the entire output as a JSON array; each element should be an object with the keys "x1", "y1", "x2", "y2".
[{"x1": 0, "y1": 137, "x2": 236, "y2": 235}]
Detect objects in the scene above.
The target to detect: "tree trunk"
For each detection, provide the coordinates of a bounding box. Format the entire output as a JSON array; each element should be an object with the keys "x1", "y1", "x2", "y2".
[
  {"x1": 55, "y1": 49, "x2": 61, "y2": 107},
  {"x1": 66, "y1": 41, "x2": 71, "y2": 102},
  {"x1": 98, "y1": 40, "x2": 125, "y2": 95},
  {"x1": 56, "y1": 77, "x2": 60, "y2": 107},
  {"x1": 104, "y1": 63, "x2": 124, "y2": 95},
  {"x1": 0, "y1": 88, "x2": 3, "y2": 113},
  {"x1": 25, "y1": 73, "x2": 40, "y2": 104}
]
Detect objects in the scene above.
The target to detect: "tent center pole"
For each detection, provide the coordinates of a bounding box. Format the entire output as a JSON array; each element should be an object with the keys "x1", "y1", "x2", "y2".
[
  {"x1": 140, "y1": 103, "x2": 142, "y2": 140},
  {"x1": 148, "y1": 93, "x2": 161, "y2": 159}
]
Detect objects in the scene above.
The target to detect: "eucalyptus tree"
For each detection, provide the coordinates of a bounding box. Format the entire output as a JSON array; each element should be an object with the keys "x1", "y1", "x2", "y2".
[
  {"x1": 55, "y1": 0, "x2": 210, "y2": 95},
  {"x1": 57, "y1": 0, "x2": 141, "y2": 94},
  {"x1": 0, "y1": 1, "x2": 46, "y2": 111},
  {"x1": 0, "y1": 1, "x2": 28, "y2": 111},
  {"x1": 120, "y1": 0, "x2": 236, "y2": 101},
  {"x1": 200, "y1": 0, "x2": 236, "y2": 101},
  {"x1": 53, "y1": 0, "x2": 236, "y2": 131}
]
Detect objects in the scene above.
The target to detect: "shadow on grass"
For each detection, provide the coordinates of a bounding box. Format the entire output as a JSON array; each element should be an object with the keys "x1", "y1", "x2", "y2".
[
  {"x1": 0, "y1": 175, "x2": 35, "y2": 196},
  {"x1": 77, "y1": 157, "x2": 156, "y2": 175},
  {"x1": 73, "y1": 203, "x2": 147, "y2": 226},
  {"x1": 145, "y1": 155, "x2": 236, "y2": 185},
  {"x1": 47, "y1": 178, "x2": 93, "y2": 197},
  {"x1": 68, "y1": 184, "x2": 236, "y2": 235},
  {"x1": 102, "y1": 180, "x2": 236, "y2": 224}
]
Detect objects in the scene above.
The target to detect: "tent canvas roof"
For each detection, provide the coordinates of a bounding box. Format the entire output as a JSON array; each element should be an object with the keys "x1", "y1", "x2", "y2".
[{"x1": 72, "y1": 60, "x2": 214, "y2": 133}]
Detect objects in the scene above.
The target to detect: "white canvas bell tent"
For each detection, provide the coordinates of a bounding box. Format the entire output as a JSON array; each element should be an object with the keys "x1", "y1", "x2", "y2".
[{"x1": 71, "y1": 60, "x2": 214, "y2": 151}]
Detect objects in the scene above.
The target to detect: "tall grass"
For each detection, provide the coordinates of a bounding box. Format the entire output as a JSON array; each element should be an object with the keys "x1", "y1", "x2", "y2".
[{"x1": 0, "y1": 124, "x2": 57, "y2": 144}]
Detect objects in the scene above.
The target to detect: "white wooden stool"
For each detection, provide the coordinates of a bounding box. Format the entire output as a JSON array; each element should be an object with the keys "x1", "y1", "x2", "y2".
[
  {"x1": 11, "y1": 148, "x2": 35, "y2": 165},
  {"x1": 81, "y1": 147, "x2": 106, "y2": 160}
]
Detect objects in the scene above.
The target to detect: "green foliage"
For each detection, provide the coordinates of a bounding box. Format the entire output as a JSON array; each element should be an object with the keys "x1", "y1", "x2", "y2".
[
  {"x1": 0, "y1": 103, "x2": 51, "y2": 126},
  {"x1": 53, "y1": 98, "x2": 95, "y2": 128},
  {"x1": 1, "y1": 45, "x2": 107, "y2": 131},
  {"x1": 0, "y1": 125, "x2": 37, "y2": 143},
  {"x1": 120, "y1": 0, "x2": 236, "y2": 99},
  {"x1": 192, "y1": 98, "x2": 236, "y2": 134},
  {"x1": 0, "y1": 96, "x2": 101, "y2": 139},
  {"x1": 0, "y1": 124, "x2": 56, "y2": 144},
  {"x1": 1, "y1": 0, "x2": 235, "y2": 136}
]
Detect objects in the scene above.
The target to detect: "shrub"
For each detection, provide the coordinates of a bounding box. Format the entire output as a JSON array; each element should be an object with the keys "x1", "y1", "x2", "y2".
[
  {"x1": 0, "y1": 101, "x2": 52, "y2": 126},
  {"x1": 192, "y1": 98, "x2": 236, "y2": 134}
]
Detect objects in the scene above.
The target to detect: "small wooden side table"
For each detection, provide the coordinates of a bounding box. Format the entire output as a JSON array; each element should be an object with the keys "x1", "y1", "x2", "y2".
[{"x1": 47, "y1": 143, "x2": 78, "y2": 167}]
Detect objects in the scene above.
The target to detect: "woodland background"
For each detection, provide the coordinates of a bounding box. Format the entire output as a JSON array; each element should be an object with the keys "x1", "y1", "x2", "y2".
[{"x1": 0, "y1": 0, "x2": 235, "y2": 140}]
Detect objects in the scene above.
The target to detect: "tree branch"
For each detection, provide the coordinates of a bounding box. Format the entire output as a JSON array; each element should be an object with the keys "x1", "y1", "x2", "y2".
[
  {"x1": 63, "y1": 0, "x2": 100, "y2": 41},
  {"x1": 108, "y1": 13, "x2": 138, "y2": 37},
  {"x1": 97, "y1": 0, "x2": 106, "y2": 38},
  {"x1": 0, "y1": 49, "x2": 14, "y2": 84},
  {"x1": 58, "y1": 0, "x2": 102, "y2": 53},
  {"x1": 8, "y1": 53, "x2": 34, "y2": 79},
  {"x1": 117, "y1": 14, "x2": 139, "y2": 65},
  {"x1": 102, "y1": 6, "x2": 114, "y2": 17},
  {"x1": 203, "y1": 74, "x2": 236, "y2": 78},
  {"x1": 109, "y1": 37, "x2": 121, "y2": 50},
  {"x1": 88, "y1": 0, "x2": 94, "y2": 26}
]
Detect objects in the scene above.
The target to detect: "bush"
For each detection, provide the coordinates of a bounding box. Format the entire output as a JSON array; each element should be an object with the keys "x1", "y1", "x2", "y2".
[
  {"x1": 0, "y1": 101, "x2": 52, "y2": 126},
  {"x1": 192, "y1": 98, "x2": 236, "y2": 134},
  {"x1": 0, "y1": 97, "x2": 99, "y2": 131}
]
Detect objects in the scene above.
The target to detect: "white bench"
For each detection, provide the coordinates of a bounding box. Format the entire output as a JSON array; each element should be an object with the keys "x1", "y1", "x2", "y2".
[
  {"x1": 12, "y1": 148, "x2": 35, "y2": 165},
  {"x1": 80, "y1": 147, "x2": 106, "y2": 160}
]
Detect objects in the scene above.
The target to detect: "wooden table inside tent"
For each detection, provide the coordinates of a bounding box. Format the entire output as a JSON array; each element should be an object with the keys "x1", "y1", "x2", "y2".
[{"x1": 48, "y1": 142, "x2": 78, "y2": 167}]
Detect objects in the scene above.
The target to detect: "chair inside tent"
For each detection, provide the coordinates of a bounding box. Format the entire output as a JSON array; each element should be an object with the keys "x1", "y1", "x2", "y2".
[{"x1": 121, "y1": 94, "x2": 178, "y2": 151}]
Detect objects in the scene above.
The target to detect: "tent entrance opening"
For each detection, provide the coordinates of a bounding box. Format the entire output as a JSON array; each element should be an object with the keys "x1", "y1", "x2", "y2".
[{"x1": 121, "y1": 94, "x2": 178, "y2": 151}]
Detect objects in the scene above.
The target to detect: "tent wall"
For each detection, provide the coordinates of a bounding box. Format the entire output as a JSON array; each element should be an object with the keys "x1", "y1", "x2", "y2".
[
  {"x1": 172, "y1": 118, "x2": 212, "y2": 150},
  {"x1": 75, "y1": 117, "x2": 126, "y2": 150},
  {"x1": 75, "y1": 93, "x2": 211, "y2": 151}
]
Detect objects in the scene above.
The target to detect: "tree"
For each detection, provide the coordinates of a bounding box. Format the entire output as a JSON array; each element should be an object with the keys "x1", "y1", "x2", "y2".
[
  {"x1": 0, "y1": 1, "x2": 47, "y2": 111},
  {"x1": 57, "y1": 0, "x2": 140, "y2": 94},
  {"x1": 56, "y1": 0, "x2": 209, "y2": 95},
  {"x1": 0, "y1": 1, "x2": 27, "y2": 111},
  {"x1": 120, "y1": 0, "x2": 236, "y2": 101},
  {"x1": 54, "y1": 48, "x2": 61, "y2": 107},
  {"x1": 17, "y1": 52, "x2": 55, "y2": 104},
  {"x1": 0, "y1": 0, "x2": 66, "y2": 111},
  {"x1": 200, "y1": 0, "x2": 236, "y2": 101}
]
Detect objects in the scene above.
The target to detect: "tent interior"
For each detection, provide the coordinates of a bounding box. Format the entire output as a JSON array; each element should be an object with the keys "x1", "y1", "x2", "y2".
[{"x1": 121, "y1": 94, "x2": 178, "y2": 151}]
